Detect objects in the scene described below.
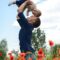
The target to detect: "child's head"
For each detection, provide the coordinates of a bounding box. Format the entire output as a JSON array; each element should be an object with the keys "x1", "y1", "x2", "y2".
[
  {"x1": 32, "y1": 9, "x2": 41, "y2": 17},
  {"x1": 27, "y1": 16, "x2": 41, "y2": 28}
]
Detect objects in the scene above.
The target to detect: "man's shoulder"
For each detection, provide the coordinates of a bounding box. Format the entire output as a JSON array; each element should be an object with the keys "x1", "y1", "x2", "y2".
[{"x1": 18, "y1": 12, "x2": 23, "y2": 17}]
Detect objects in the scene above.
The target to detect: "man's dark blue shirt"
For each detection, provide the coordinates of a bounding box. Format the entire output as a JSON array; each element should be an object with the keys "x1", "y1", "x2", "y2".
[{"x1": 17, "y1": 12, "x2": 35, "y2": 52}]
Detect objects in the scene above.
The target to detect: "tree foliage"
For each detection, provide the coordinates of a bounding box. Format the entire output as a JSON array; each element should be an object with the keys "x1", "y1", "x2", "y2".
[
  {"x1": 0, "y1": 39, "x2": 8, "y2": 60},
  {"x1": 31, "y1": 28, "x2": 46, "y2": 51},
  {"x1": 52, "y1": 44, "x2": 60, "y2": 57},
  {"x1": 0, "y1": 39, "x2": 8, "y2": 52},
  {"x1": 0, "y1": 49, "x2": 6, "y2": 60}
]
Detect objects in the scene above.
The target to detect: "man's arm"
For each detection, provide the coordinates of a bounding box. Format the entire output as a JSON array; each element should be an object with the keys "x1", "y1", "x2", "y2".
[{"x1": 17, "y1": 1, "x2": 29, "y2": 20}]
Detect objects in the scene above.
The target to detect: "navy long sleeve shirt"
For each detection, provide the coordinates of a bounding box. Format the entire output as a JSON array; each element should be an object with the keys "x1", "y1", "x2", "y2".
[{"x1": 17, "y1": 12, "x2": 35, "y2": 52}]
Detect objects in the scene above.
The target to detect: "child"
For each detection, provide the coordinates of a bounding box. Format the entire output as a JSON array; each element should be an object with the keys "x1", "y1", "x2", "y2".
[{"x1": 8, "y1": 0, "x2": 36, "y2": 16}]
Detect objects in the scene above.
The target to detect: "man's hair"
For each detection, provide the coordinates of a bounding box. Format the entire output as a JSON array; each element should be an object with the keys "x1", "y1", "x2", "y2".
[{"x1": 33, "y1": 18, "x2": 41, "y2": 28}]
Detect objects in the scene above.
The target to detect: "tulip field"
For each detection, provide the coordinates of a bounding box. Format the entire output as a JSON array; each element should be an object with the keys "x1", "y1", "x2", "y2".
[{"x1": 0, "y1": 40, "x2": 60, "y2": 60}]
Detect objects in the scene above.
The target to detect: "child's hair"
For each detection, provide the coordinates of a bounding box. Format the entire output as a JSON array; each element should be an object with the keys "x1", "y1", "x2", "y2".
[
  {"x1": 35, "y1": 10, "x2": 41, "y2": 17},
  {"x1": 33, "y1": 18, "x2": 41, "y2": 28},
  {"x1": 32, "y1": 9, "x2": 42, "y2": 17}
]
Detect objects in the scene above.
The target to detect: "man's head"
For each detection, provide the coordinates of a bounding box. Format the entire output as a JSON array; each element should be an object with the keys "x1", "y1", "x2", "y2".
[
  {"x1": 32, "y1": 9, "x2": 41, "y2": 17},
  {"x1": 27, "y1": 16, "x2": 41, "y2": 28}
]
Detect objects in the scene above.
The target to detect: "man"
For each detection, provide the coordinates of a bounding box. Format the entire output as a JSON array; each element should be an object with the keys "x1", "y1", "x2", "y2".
[{"x1": 17, "y1": 0, "x2": 41, "y2": 59}]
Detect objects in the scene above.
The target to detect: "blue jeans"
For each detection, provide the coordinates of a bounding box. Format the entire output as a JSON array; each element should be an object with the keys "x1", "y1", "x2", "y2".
[
  {"x1": 25, "y1": 53, "x2": 36, "y2": 60},
  {"x1": 16, "y1": 0, "x2": 26, "y2": 7}
]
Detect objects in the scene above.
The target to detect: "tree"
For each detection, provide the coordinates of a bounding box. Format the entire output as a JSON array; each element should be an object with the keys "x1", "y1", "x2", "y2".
[
  {"x1": 0, "y1": 39, "x2": 8, "y2": 52},
  {"x1": 31, "y1": 28, "x2": 46, "y2": 51},
  {"x1": 0, "y1": 39, "x2": 8, "y2": 60},
  {"x1": 52, "y1": 44, "x2": 60, "y2": 58},
  {"x1": 0, "y1": 49, "x2": 6, "y2": 60}
]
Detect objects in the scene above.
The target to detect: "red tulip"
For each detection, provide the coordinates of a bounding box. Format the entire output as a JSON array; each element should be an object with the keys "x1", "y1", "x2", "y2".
[
  {"x1": 37, "y1": 48, "x2": 45, "y2": 60},
  {"x1": 8, "y1": 52, "x2": 14, "y2": 60},
  {"x1": 18, "y1": 53, "x2": 26, "y2": 60},
  {"x1": 0, "y1": 52, "x2": 2, "y2": 56},
  {"x1": 37, "y1": 57, "x2": 43, "y2": 60},
  {"x1": 49, "y1": 40, "x2": 54, "y2": 47},
  {"x1": 38, "y1": 48, "x2": 43, "y2": 55},
  {"x1": 8, "y1": 51, "x2": 12, "y2": 55},
  {"x1": 19, "y1": 52, "x2": 26, "y2": 57},
  {"x1": 28, "y1": 57, "x2": 32, "y2": 60},
  {"x1": 8, "y1": 53, "x2": 12, "y2": 55},
  {"x1": 10, "y1": 55, "x2": 14, "y2": 60}
]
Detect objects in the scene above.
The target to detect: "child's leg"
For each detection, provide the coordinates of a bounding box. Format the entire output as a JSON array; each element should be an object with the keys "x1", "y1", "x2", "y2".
[
  {"x1": 16, "y1": 0, "x2": 26, "y2": 7},
  {"x1": 8, "y1": 0, "x2": 26, "y2": 7}
]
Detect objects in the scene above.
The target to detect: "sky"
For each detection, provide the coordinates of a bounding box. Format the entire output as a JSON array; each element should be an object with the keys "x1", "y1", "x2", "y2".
[{"x1": 0, "y1": 0, "x2": 60, "y2": 51}]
